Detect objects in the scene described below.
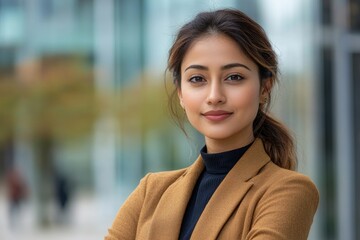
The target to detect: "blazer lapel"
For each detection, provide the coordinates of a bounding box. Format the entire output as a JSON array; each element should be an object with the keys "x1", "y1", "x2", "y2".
[
  {"x1": 148, "y1": 156, "x2": 204, "y2": 239},
  {"x1": 191, "y1": 139, "x2": 271, "y2": 240}
]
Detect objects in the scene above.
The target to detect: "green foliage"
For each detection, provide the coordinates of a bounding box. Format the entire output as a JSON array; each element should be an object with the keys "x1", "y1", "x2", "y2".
[
  {"x1": 116, "y1": 75, "x2": 172, "y2": 135},
  {"x1": 0, "y1": 56, "x2": 100, "y2": 144},
  {"x1": 0, "y1": 79, "x2": 20, "y2": 144},
  {"x1": 0, "y1": 57, "x2": 178, "y2": 147}
]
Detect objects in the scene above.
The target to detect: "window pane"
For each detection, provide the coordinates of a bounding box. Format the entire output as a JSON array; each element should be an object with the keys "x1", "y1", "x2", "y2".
[
  {"x1": 349, "y1": 0, "x2": 360, "y2": 31},
  {"x1": 321, "y1": 47, "x2": 337, "y2": 238},
  {"x1": 321, "y1": 0, "x2": 332, "y2": 25},
  {"x1": 352, "y1": 53, "x2": 360, "y2": 240}
]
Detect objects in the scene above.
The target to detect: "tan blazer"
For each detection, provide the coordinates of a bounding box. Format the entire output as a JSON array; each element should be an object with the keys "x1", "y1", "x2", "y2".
[{"x1": 105, "y1": 139, "x2": 319, "y2": 240}]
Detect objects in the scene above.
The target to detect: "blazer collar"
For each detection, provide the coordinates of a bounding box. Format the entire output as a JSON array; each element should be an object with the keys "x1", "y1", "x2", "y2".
[
  {"x1": 148, "y1": 155, "x2": 204, "y2": 239},
  {"x1": 191, "y1": 138, "x2": 270, "y2": 239},
  {"x1": 149, "y1": 138, "x2": 270, "y2": 239}
]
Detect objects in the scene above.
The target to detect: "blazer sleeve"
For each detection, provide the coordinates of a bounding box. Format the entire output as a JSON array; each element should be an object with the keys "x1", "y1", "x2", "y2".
[
  {"x1": 246, "y1": 174, "x2": 319, "y2": 240},
  {"x1": 104, "y1": 173, "x2": 150, "y2": 240}
]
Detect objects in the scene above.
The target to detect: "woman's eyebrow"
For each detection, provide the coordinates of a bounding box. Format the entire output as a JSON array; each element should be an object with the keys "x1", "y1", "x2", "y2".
[
  {"x1": 184, "y1": 64, "x2": 208, "y2": 72},
  {"x1": 221, "y1": 63, "x2": 251, "y2": 71},
  {"x1": 184, "y1": 63, "x2": 251, "y2": 72}
]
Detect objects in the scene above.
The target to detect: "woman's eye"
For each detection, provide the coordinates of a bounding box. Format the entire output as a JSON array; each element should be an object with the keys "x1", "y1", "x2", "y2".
[
  {"x1": 225, "y1": 74, "x2": 244, "y2": 81},
  {"x1": 189, "y1": 76, "x2": 205, "y2": 83}
]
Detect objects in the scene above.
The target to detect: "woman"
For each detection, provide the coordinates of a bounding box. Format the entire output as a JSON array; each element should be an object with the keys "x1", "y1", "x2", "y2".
[{"x1": 105, "y1": 9, "x2": 319, "y2": 240}]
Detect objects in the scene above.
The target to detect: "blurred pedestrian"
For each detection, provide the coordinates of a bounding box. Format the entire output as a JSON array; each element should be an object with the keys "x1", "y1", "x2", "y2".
[
  {"x1": 6, "y1": 167, "x2": 28, "y2": 229},
  {"x1": 54, "y1": 172, "x2": 72, "y2": 224}
]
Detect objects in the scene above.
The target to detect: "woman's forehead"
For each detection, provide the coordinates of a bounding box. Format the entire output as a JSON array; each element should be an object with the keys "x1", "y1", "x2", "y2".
[{"x1": 181, "y1": 34, "x2": 258, "y2": 72}]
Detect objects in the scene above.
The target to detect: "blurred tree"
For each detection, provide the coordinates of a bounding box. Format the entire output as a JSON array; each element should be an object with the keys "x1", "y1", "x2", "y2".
[
  {"x1": 0, "y1": 54, "x2": 101, "y2": 226},
  {"x1": 0, "y1": 56, "x2": 179, "y2": 226},
  {"x1": 117, "y1": 73, "x2": 174, "y2": 134},
  {"x1": 22, "y1": 56, "x2": 99, "y2": 226}
]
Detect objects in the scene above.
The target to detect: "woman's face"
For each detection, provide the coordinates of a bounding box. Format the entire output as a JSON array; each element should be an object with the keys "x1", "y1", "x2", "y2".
[{"x1": 178, "y1": 34, "x2": 268, "y2": 153}]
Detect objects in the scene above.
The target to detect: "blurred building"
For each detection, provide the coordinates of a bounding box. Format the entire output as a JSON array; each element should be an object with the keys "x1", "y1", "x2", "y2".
[
  {"x1": 0, "y1": 0, "x2": 359, "y2": 239},
  {"x1": 317, "y1": 0, "x2": 360, "y2": 239}
]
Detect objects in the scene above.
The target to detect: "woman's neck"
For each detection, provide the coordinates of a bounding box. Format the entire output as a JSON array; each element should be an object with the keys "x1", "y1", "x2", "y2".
[{"x1": 205, "y1": 134, "x2": 254, "y2": 154}]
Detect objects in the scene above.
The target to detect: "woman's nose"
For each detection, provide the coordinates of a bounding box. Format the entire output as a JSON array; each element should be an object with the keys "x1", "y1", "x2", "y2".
[{"x1": 206, "y1": 82, "x2": 226, "y2": 105}]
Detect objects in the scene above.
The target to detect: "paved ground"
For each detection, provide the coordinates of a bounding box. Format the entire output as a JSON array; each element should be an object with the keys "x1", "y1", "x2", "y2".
[
  {"x1": 3, "y1": 228, "x2": 105, "y2": 240},
  {"x1": 0, "y1": 186, "x2": 114, "y2": 240}
]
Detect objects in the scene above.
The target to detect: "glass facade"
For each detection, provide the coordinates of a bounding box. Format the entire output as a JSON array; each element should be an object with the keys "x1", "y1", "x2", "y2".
[
  {"x1": 114, "y1": 0, "x2": 144, "y2": 86},
  {"x1": 317, "y1": 0, "x2": 360, "y2": 238}
]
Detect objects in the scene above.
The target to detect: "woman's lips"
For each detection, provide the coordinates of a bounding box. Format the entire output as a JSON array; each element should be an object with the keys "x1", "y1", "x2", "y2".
[{"x1": 202, "y1": 110, "x2": 233, "y2": 121}]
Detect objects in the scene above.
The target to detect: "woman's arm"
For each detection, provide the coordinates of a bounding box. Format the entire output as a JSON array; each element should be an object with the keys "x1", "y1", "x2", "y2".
[
  {"x1": 104, "y1": 174, "x2": 150, "y2": 240},
  {"x1": 246, "y1": 174, "x2": 319, "y2": 240}
]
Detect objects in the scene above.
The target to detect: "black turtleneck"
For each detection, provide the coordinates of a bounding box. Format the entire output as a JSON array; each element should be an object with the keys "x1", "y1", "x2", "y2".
[{"x1": 179, "y1": 143, "x2": 252, "y2": 240}]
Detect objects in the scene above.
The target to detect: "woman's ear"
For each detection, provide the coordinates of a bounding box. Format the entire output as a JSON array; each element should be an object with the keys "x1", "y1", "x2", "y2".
[{"x1": 260, "y1": 78, "x2": 272, "y2": 102}]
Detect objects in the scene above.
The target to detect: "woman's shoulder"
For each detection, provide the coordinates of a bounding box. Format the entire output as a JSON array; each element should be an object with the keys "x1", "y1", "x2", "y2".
[
  {"x1": 258, "y1": 161, "x2": 319, "y2": 200},
  {"x1": 266, "y1": 161, "x2": 316, "y2": 183}
]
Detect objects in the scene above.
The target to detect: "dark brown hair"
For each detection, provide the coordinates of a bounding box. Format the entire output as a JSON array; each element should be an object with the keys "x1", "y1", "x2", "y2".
[{"x1": 167, "y1": 9, "x2": 296, "y2": 170}]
